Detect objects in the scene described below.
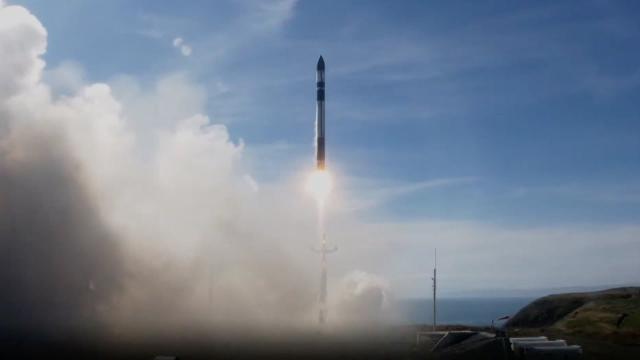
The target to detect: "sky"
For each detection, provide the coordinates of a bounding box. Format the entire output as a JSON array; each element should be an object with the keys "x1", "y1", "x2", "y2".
[{"x1": 5, "y1": 0, "x2": 640, "y2": 299}]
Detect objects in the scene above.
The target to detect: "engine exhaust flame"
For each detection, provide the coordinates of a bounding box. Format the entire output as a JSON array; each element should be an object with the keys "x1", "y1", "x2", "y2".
[{"x1": 305, "y1": 169, "x2": 333, "y2": 207}]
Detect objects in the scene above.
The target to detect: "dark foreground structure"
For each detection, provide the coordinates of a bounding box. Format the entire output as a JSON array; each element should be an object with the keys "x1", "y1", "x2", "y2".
[
  {"x1": 4, "y1": 286, "x2": 640, "y2": 360},
  {"x1": 2, "y1": 327, "x2": 420, "y2": 360},
  {"x1": 0, "y1": 326, "x2": 559, "y2": 360},
  {"x1": 3, "y1": 325, "x2": 640, "y2": 359}
]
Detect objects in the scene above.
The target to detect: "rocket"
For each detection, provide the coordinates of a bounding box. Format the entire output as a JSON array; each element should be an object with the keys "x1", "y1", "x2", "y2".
[
  {"x1": 316, "y1": 56, "x2": 326, "y2": 170},
  {"x1": 312, "y1": 56, "x2": 337, "y2": 325}
]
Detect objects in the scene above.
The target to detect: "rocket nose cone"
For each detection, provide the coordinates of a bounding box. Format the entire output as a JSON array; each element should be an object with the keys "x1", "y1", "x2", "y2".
[{"x1": 317, "y1": 56, "x2": 325, "y2": 71}]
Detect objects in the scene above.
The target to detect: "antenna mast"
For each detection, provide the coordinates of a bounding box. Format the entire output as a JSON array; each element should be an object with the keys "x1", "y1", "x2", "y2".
[{"x1": 432, "y1": 248, "x2": 437, "y2": 331}]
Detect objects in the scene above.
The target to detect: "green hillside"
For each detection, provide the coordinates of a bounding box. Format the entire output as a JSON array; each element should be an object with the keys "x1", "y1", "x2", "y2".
[{"x1": 506, "y1": 287, "x2": 640, "y2": 344}]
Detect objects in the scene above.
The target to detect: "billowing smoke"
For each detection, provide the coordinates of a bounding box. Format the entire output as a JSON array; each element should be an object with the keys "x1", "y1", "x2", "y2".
[
  {"x1": 334, "y1": 271, "x2": 395, "y2": 326},
  {"x1": 0, "y1": 125, "x2": 125, "y2": 335},
  {"x1": 0, "y1": 2, "x2": 341, "y2": 338}
]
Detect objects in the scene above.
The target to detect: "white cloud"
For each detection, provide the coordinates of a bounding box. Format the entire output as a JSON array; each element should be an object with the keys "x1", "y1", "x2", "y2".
[
  {"x1": 248, "y1": 0, "x2": 298, "y2": 31},
  {"x1": 337, "y1": 176, "x2": 479, "y2": 213},
  {"x1": 172, "y1": 36, "x2": 192, "y2": 56},
  {"x1": 180, "y1": 44, "x2": 192, "y2": 56},
  {"x1": 331, "y1": 219, "x2": 640, "y2": 298},
  {"x1": 109, "y1": 72, "x2": 207, "y2": 137},
  {"x1": 0, "y1": 3, "x2": 46, "y2": 100},
  {"x1": 43, "y1": 60, "x2": 86, "y2": 95}
]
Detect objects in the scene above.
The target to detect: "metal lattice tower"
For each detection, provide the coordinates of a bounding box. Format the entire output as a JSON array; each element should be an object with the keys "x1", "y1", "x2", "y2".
[{"x1": 315, "y1": 234, "x2": 337, "y2": 325}]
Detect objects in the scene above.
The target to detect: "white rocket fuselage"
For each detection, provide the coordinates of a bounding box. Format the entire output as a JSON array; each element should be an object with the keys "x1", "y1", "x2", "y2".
[{"x1": 316, "y1": 56, "x2": 325, "y2": 170}]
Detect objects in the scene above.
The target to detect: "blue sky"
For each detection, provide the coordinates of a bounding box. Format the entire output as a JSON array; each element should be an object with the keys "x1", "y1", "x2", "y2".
[
  {"x1": 19, "y1": 0, "x2": 640, "y2": 226},
  {"x1": 11, "y1": 0, "x2": 640, "y2": 295}
]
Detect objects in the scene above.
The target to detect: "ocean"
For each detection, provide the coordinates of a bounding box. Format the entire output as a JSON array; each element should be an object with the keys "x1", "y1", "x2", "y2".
[{"x1": 396, "y1": 297, "x2": 534, "y2": 326}]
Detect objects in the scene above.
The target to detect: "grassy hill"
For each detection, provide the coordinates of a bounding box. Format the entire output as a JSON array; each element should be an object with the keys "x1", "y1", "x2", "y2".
[{"x1": 506, "y1": 287, "x2": 640, "y2": 345}]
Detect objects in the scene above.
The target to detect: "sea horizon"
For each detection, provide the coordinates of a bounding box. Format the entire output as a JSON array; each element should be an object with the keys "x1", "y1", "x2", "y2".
[{"x1": 394, "y1": 297, "x2": 534, "y2": 326}]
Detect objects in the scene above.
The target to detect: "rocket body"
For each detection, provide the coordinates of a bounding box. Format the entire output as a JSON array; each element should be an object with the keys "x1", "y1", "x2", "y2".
[{"x1": 316, "y1": 56, "x2": 326, "y2": 170}]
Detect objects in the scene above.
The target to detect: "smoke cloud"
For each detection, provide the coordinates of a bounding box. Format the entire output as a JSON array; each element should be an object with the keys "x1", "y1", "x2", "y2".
[
  {"x1": 334, "y1": 271, "x2": 394, "y2": 326},
  {"x1": 1, "y1": 2, "x2": 375, "y2": 339}
]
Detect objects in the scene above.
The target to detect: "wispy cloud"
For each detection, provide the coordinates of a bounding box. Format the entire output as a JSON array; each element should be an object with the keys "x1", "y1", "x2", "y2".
[
  {"x1": 135, "y1": 14, "x2": 196, "y2": 57},
  {"x1": 332, "y1": 218, "x2": 640, "y2": 297},
  {"x1": 194, "y1": 0, "x2": 298, "y2": 64},
  {"x1": 339, "y1": 177, "x2": 479, "y2": 213},
  {"x1": 243, "y1": 0, "x2": 297, "y2": 32},
  {"x1": 172, "y1": 37, "x2": 192, "y2": 56},
  {"x1": 510, "y1": 183, "x2": 640, "y2": 205}
]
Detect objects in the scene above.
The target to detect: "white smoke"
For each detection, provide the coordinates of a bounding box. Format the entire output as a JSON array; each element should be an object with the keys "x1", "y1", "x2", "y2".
[
  {"x1": 0, "y1": 4, "x2": 46, "y2": 100},
  {"x1": 333, "y1": 271, "x2": 395, "y2": 326},
  {"x1": 43, "y1": 60, "x2": 86, "y2": 95},
  {"x1": 0, "y1": 2, "x2": 329, "y2": 337}
]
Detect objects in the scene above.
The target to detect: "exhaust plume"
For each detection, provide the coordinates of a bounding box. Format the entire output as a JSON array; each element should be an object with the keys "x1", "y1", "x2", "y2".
[{"x1": 0, "y1": 2, "x2": 322, "y2": 338}]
